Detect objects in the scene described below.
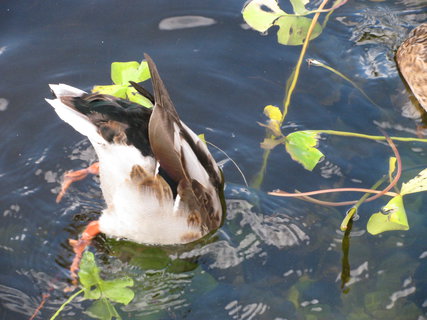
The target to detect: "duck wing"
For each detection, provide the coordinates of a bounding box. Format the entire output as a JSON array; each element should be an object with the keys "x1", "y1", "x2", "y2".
[{"x1": 140, "y1": 53, "x2": 224, "y2": 233}]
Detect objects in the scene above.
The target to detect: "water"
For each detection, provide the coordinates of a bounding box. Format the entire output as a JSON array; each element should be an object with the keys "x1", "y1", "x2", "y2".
[{"x1": 1, "y1": 0, "x2": 426, "y2": 319}]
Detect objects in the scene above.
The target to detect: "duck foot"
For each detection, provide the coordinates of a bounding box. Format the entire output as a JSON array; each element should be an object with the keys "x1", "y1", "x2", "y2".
[
  {"x1": 69, "y1": 220, "x2": 100, "y2": 285},
  {"x1": 56, "y1": 162, "x2": 99, "y2": 203}
]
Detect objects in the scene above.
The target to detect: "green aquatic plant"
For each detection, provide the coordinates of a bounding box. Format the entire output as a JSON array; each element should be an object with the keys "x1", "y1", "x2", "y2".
[
  {"x1": 242, "y1": 0, "x2": 347, "y2": 45},
  {"x1": 243, "y1": 0, "x2": 427, "y2": 235},
  {"x1": 93, "y1": 60, "x2": 153, "y2": 108},
  {"x1": 50, "y1": 251, "x2": 135, "y2": 320}
]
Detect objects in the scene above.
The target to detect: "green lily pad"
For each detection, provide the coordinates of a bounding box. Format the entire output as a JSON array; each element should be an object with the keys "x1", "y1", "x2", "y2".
[
  {"x1": 285, "y1": 131, "x2": 324, "y2": 171},
  {"x1": 274, "y1": 16, "x2": 322, "y2": 45},
  {"x1": 111, "y1": 61, "x2": 150, "y2": 85},
  {"x1": 367, "y1": 195, "x2": 409, "y2": 235},
  {"x1": 242, "y1": 0, "x2": 286, "y2": 33}
]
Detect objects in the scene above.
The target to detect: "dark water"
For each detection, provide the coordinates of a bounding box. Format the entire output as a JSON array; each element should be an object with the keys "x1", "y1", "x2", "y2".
[{"x1": 1, "y1": 0, "x2": 426, "y2": 319}]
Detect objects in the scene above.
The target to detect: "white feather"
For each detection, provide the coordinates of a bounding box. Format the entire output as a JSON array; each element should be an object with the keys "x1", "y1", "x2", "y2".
[{"x1": 46, "y1": 84, "x2": 105, "y2": 145}]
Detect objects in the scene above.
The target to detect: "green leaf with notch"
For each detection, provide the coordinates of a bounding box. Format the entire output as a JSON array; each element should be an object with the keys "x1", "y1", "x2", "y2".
[
  {"x1": 290, "y1": 0, "x2": 309, "y2": 15},
  {"x1": 285, "y1": 131, "x2": 324, "y2": 171},
  {"x1": 274, "y1": 16, "x2": 322, "y2": 45},
  {"x1": 111, "y1": 61, "x2": 150, "y2": 85},
  {"x1": 367, "y1": 195, "x2": 409, "y2": 235},
  {"x1": 242, "y1": 0, "x2": 286, "y2": 32},
  {"x1": 400, "y1": 168, "x2": 427, "y2": 195}
]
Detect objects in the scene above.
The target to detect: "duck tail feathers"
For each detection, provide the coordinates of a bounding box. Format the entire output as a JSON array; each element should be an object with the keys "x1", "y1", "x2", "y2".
[{"x1": 144, "y1": 53, "x2": 180, "y2": 120}]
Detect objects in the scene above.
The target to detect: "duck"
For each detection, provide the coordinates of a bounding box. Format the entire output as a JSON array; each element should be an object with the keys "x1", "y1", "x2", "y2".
[
  {"x1": 396, "y1": 23, "x2": 427, "y2": 111},
  {"x1": 46, "y1": 54, "x2": 225, "y2": 280}
]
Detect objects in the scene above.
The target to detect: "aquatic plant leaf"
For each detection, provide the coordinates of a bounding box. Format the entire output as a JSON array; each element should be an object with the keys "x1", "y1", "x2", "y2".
[
  {"x1": 85, "y1": 298, "x2": 121, "y2": 320},
  {"x1": 111, "y1": 61, "x2": 150, "y2": 85},
  {"x1": 101, "y1": 279, "x2": 134, "y2": 305},
  {"x1": 290, "y1": 0, "x2": 309, "y2": 14},
  {"x1": 92, "y1": 85, "x2": 128, "y2": 99},
  {"x1": 262, "y1": 105, "x2": 283, "y2": 136},
  {"x1": 367, "y1": 195, "x2": 409, "y2": 235},
  {"x1": 79, "y1": 251, "x2": 102, "y2": 300},
  {"x1": 260, "y1": 137, "x2": 283, "y2": 150},
  {"x1": 264, "y1": 105, "x2": 282, "y2": 121},
  {"x1": 285, "y1": 131, "x2": 324, "y2": 171},
  {"x1": 78, "y1": 251, "x2": 135, "y2": 315},
  {"x1": 126, "y1": 87, "x2": 153, "y2": 108},
  {"x1": 400, "y1": 168, "x2": 427, "y2": 195},
  {"x1": 388, "y1": 157, "x2": 396, "y2": 183},
  {"x1": 274, "y1": 16, "x2": 322, "y2": 45},
  {"x1": 198, "y1": 133, "x2": 206, "y2": 144},
  {"x1": 242, "y1": 0, "x2": 286, "y2": 33}
]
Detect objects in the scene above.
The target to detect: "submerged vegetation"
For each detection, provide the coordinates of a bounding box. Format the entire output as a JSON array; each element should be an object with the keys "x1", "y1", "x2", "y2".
[
  {"x1": 50, "y1": 252, "x2": 135, "y2": 320},
  {"x1": 242, "y1": 0, "x2": 427, "y2": 235}
]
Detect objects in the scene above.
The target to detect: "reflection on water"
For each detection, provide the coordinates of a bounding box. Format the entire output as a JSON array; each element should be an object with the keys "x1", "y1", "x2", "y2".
[
  {"x1": 159, "y1": 16, "x2": 217, "y2": 30},
  {"x1": 1, "y1": 0, "x2": 427, "y2": 319}
]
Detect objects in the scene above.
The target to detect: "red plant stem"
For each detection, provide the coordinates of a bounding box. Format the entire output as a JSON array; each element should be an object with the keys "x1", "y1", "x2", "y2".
[
  {"x1": 269, "y1": 188, "x2": 397, "y2": 198},
  {"x1": 29, "y1": 293, "x2": 50, "y2": 320},
  {"x1": 269, "y1": 134, "x2": 402, "y2": 206}
]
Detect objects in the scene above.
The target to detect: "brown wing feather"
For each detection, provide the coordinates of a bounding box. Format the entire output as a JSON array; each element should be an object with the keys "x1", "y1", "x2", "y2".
[{"x1": 144, "y1": 53, "x2": 224, "y2": 234}]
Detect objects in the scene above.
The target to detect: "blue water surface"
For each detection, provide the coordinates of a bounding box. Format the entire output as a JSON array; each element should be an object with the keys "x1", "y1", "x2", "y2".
[{"x1": 0, "y1": 0, "x2": 426, "y2": 319}]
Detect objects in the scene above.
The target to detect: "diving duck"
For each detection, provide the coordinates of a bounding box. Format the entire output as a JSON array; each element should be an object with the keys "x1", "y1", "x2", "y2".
[
  {"x1": 46, "y1": 54, "x2": 224, "y2": 280},
  {"x1": 396, "y1": 23, "x2": 427, "y2": 111}
]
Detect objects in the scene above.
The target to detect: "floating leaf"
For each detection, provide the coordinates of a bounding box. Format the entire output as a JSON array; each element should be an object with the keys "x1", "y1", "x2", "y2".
[
  {"x1": 262, "y1": 105, "x2": 283, "y2": 136},
  {"x1": 242, "y1": 0, "x2": 286, "y2": 32},
  {"x1": 274, "y1": 16, "x2": 322, "y2": 45},
  {"x1": 285, "y1": 131, "x2": 324, "y2": 171},
  {"x1": 92, "y1": 85, "x2": 128, "y2": 98},
  {"x1": 126, "y1": 87, "x2": 153, "y2": 108},
  {"x1": 111, "y1": 61, "x2": 150, "y2": 85},
  {"x1": 367, "y1": 195, "x2": 409, "y2": 235},
  {"x1": 289, "y1": 0, "x2": 309, "y2": 14},
  {"x1": 400, "y1": 168, "x2": 427, "y2": 195},
  {"x1": 264, "y1": 105, "x2": 282, "y2": 121}
]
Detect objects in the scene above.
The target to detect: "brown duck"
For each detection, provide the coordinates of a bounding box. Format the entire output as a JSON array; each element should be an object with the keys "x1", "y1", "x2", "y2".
[{"x1": 396, "y1": 23, "x2": 427, "y2": 111}]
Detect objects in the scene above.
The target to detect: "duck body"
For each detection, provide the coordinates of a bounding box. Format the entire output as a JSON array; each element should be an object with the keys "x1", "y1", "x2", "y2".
[
  {"x1": 396, "y1": 23, "x2": 427, "y2": 111},
  {"x1": 46, "y1": 54, "x2": 224, "y2": 245}
]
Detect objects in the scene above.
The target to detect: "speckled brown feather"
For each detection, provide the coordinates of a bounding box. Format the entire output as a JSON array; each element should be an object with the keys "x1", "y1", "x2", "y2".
[
  {"x1": 396, "y1": 23, "x2": 427, "y2": 111},
  {"x1": 144, "y1": 53, "x2": 224, "y2": 235},
  {"x1": 130, "y1": 164, "x2": 173, "y2": 203}
]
